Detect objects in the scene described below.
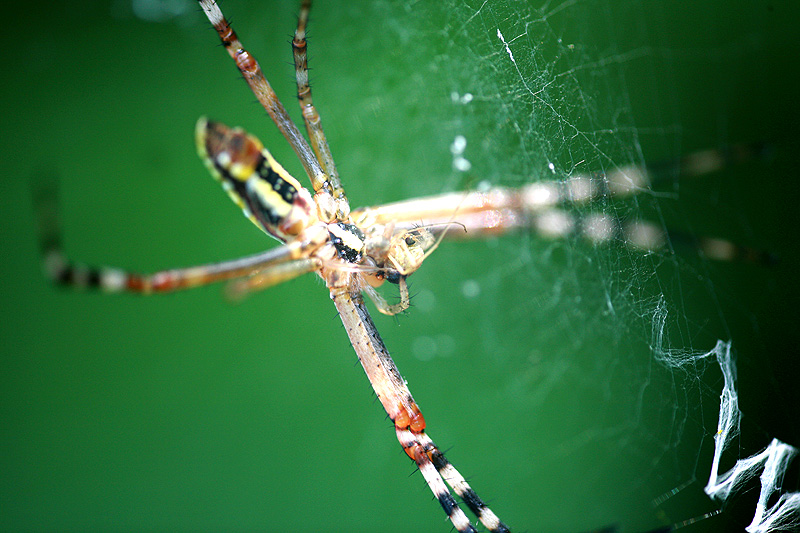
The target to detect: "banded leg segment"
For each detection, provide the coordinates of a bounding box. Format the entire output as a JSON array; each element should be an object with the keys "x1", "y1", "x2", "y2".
[
  {"x1": 292, "y1": 0, "x2": 345, "y2": 202},
  {"x1": 332, "y1": 289, "x2": 509, "y2": 532},
  {"x1": 197, "y1": 0, "x2": 329, "y2": 198},
  {"x1": 352, "y1": 184, "x2": 772, "y2": 262},
  {"x1": 355, "y1": 144, "x2": 771, "y2": 232},
  {"x1": 225, "y1": 257, "x2": 320, "y2": 300},
  {"x1": 43, "y1": 242, "x2": 313, "y2": 294},
  {"x1": 350, "y1": 177, "x2": 630, "y2": 233},
  {"x1": 401, "y1": 431, "x2": 477, "y2": 533},
  {"x1": 33, "y1": 176, "x2": 318, "y2": 293},
  {"x1": 397, "y1": 429, "x2": 510, "y2": 533},
  {"x1": 422, "y1": 433, "x2": 508, "y2": 533}
]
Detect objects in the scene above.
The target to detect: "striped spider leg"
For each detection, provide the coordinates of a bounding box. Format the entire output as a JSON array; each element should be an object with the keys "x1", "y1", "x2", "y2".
[
  {"x1": 353, "y1": 150, "x2": 773, "y2": 263},
  {"x1": 37, "y1": 1, "x2": 509, "y2": 532},
  {"x1": 352, "y1": 168, "x2": 663, "y2": 247},
  {"x1": 198, "y1": 5, "x2": 506, "y2": 529},
  {"x1": 203, "y1": 1, "x2": 511, "y2": 528}
]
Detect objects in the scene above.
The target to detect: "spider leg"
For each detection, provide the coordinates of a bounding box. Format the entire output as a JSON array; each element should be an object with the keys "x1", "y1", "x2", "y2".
[
  {"x1": 355, "y1": 143, "x2": 766, "y2": 230},
  {"x1": 361, "y1": 276, "x2": 410, "y2": 316},
  {"x1": 292, "y1": 0, "x2": 345, "y2": 203},
  {"x1": 43, "y1": 241, "x2": 310, "y2": 295},
  {"x1": 197, "y1": 0, "x2": 332, "y2": 201},
  {"x1": 332, "y1": 289, "x2": 509, "y2": 532},
  {"x1": 225, "y1": 257, "x2": 320, "y2": 300},
  {"x1": 399, "y1": 430, "x2": 477, "y2": 533},
  {"x1": 352, "y1": 185, "x2": 556, "y2": 232},
  {"x1": 354, "y1": 185, "x2": 770, "y2": 262},
  {"x1": 33, "y1": 175, "x2": 314, "y2": 294},
  {"x1": 399, "y1": 429, "x2": 510, "y2": 533}
]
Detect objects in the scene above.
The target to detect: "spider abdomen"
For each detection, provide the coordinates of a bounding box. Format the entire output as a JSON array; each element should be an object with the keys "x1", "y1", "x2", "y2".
[{"x1": 196, "y1": 118, "x2": 315, "y2": 242}]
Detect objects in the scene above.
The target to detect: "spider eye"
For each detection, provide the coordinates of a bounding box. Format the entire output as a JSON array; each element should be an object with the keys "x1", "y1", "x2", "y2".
[{"x1": 404, "y1": 235, "x2": 417, "y2": 246}]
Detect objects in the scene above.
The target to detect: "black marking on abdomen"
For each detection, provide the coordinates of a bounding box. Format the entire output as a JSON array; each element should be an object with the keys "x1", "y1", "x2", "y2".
[{"x1": 257, "y1": 155, "x2": 296, "y2": 204}]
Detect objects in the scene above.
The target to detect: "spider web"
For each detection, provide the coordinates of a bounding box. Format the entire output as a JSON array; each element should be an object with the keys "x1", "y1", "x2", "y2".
[
  {"x1": 354, "y1": 1, "x2": 800, "y2": 531},
  {"x1": 2, "y1": 1, "x2": 798, "y2": 532}
]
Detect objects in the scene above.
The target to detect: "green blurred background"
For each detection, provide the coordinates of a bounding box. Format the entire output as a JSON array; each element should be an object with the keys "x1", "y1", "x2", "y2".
[{"x1": 2, "y1": 1, "x2": 798, "y2": 532}]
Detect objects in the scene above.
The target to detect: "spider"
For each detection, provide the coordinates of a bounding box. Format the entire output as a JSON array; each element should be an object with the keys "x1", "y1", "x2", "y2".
[
  {"x1": 37, "y1": 1, "x2": 515, "y2": 531},
  {"x1": 35, "y1": 2, "x2": 767, "y2": 531}
]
